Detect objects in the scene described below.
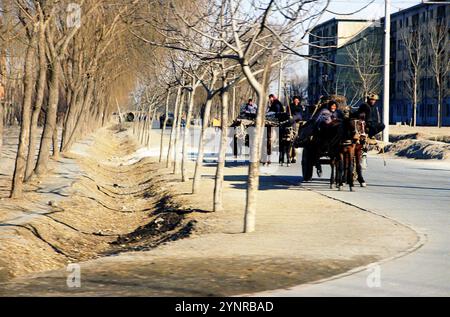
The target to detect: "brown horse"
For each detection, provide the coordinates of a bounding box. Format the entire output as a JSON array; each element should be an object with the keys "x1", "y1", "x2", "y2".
[{"x1": 330, "y1": 119, "x2": 363, "y2": 191}]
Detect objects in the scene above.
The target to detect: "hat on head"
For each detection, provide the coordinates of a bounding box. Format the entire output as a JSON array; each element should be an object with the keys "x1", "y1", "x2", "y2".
[{"x1": 367, "y1": 93, "x2": 380, "y2": 101}]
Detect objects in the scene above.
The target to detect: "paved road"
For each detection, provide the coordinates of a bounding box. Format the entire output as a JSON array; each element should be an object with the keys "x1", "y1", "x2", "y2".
[{"x1": 259, "y1": 152, "x2": 450, "y2": 297}]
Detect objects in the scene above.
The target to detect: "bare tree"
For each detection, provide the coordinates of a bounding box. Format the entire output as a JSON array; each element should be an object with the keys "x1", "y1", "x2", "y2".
[
  {"x1": 401, "y1": 24, "x2": 426, "y2": 126},
  {"x1": 34, "y1": 0, "x2": 89, "y2": 176},
  {"x1": 429, "y1": 21, "x2": 449, "y2": 128},
  {"x1": 167, "y1": 84, "x2": 183, "y2": 168},
  {"x1": 346, "y1": 29, "x2": 383, "y2": 105},
  {"x1": 160, "y1": 89, "x2": 171, "y2": 162},
  {"x1": 10, "y1": 1, "x2": 39, "y2": 198},
  {"x1": 133, "y1": 0, "x2": 331, "y2": 232}
]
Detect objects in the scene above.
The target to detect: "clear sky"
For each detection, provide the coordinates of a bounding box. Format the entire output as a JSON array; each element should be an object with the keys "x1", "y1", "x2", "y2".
[{"x1": 320, "y1": 0, "x2": 423, "y2": 21}]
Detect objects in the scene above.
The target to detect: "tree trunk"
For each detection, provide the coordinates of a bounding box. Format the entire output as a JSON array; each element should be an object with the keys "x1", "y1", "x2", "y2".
[
  {"x1": 0, "y1": 101, "x2": 4, "y2": 158},
  {"x1": 25, "y1": 22, "x2": 47, "y2": 181},
  {"x1": 0, "y1": 48, "x2": 6, "y2": 158},
  {"x1": 173, "y1": 90, "x2": 185, "y2": 175},
  {"x1": 192, "y1": 96, "x2": 213, "y2": 194},
  {"x1": 11, "y1": 34, "x2": 36, "y2": 198},
  {"x1": 244, "y1": 89, "x2": 265, "y2": 233},
  {"x1": 241, "y1": 59, "x2": 271, "y2": 233},
  {"x1": 213, "y1": 87, "x2": 229, "y2": 212},
  {"x1": 437, "y1": 84, "x2": 442, "y2": 128},
  {"x1": 141, "y1": 110, "x2": 148, "y2": 145},
  {"x1": 60, "y1": 86, "x2": 82, "y2": 152},
  {"x1": 138, "y1": 111, "x2": 145, "y2": 145},
  {"x1": 413, "y1": 77, "x2": 417, "y2": 127},
  {"x1": 181, "y1": 85, "x2": 197, "y2": 182},
  {"x1": 166, "y1": 86, "x2": 182, "y2": 168},
  {"x1": 140, "y1": 112, "x2": 146, "y2": 144},
  {"x1": 144, "y1": 105, "x2": 151, "y2": 147},
  {"x1": 147, "y1": 108, "x2": 157, "y2": 148},
  {"x1": 159, "y1": 91, "x2": 170, "y2": 163},
  {"x1": 145, "y1": 110, "x2": 151, "y2": 146},
  {"x1": 52, "y1": 125, "x2": 59, "y2": 159},
  {"x1": 62, "y1": 78, "x2": 95, "y2": 152},
  {"x1": 34, "y1": 57, "x2": 60, "y2": 176}
]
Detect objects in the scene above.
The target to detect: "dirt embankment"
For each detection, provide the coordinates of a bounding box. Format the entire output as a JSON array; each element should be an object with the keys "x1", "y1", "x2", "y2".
[
  {"x1": 385, "y1": 126, "x2": 450, "y2": 160},
  {"x1": 0, "y1": 125, "x2": 196, "y2": 281}
]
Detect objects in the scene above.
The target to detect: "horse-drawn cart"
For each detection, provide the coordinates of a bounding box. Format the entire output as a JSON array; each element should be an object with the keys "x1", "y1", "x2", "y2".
[
  {"x1": 294, "y1": 95, "x2": 350, "y2": 182},
  {"x1": 230, "y1": 113, "x2": 292, "y2": 162}
]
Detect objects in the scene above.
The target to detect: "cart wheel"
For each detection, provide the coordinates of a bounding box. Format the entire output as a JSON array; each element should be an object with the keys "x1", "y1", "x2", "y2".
[{"x1": 302, "y1": 146, "x2": 314, "y2": 182}]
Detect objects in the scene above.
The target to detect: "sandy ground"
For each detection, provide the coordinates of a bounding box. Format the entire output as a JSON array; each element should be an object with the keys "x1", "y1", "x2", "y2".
[
  {"x1": 385, "y1": 125, "x2": 450, "y2": 160},
  {"x1": 0, "y1": 124, "x2": 419, "y2": 296},
  {"x1": 390, "y1": 125, "x2": 450, "y2": 141},
  {"x1": 0, "y1": 125, "x2": 188, "y2": 281}
]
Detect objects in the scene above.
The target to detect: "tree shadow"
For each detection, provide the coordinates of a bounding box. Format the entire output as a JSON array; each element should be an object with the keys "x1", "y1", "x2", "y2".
[{"x1": 225, "y1": 175, "x2": 302, "y2": 191}]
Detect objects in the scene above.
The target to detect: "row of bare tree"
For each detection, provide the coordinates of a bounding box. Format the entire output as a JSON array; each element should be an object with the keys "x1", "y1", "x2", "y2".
[
  {"x1": 340, "y1": 18, "x2": 448, "y2": 127},
  {"x1": 1, "y1": 0, "x2": 386, "y2": 233},
  {"x1": 0, "y1": 0, "x2": 165, "y2": 198},
  {"x1": 399, "y1": 21, "x2": 449, "y2": 127},
  {"x1": 127, "y1": 0, "x2": 335, "y2": 233}
]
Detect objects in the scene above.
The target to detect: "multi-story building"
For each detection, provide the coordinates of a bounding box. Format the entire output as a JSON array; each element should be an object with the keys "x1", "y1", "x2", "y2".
[
  {"x1": 390, "y1": 2, "x2": 450, "y2": 126},
  {"x1": 308, "y1": 3, "x2": 450, "y2": 126},
  {"x1": 308, "y1": 18, "x2": 383, "y2": 107}
]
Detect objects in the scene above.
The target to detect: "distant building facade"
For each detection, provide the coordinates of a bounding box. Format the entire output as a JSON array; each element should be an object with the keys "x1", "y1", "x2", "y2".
[
  {"x1": 308, "y1": 18, "x2": 383, "y2": 107},
  {"x1": 390, "y1": 3, "x2": 450, "y2": 126},
  {"x1": 308, "y1": 3, "x2": 450, "y2": 126}
]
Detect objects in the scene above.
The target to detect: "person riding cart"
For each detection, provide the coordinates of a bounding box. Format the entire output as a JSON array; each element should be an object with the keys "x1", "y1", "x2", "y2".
[
  {"x1": 355, "y1": 93, "x2": 385, "y2": 138},
  {"x1": 240, "y1": 99, "x2": 258, "y2": 119},
  {"x1": 291, "y1": 96, "x2": 310, "y2": 122},
  {"x1": 268, "y1": 94, "x2": 285, "y2": 115},
  {"x1": 316, "y1": 100, "x2": 344, "y2": 129},
  {"x1": 351, "y1": 93, "x2": 385, "y2": 187}
]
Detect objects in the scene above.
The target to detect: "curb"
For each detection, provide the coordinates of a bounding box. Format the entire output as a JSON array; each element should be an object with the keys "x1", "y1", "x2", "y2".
[{"x1": 241, "y1": 175, "x2": 427, "y2": 297}]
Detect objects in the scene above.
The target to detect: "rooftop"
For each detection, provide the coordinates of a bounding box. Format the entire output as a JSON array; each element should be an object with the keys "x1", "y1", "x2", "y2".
[
  {"x1": 391, "y1": 2, "x2": 446, "y2": 18},
  {"x1": 310, "y1": 18, "x2": 378, "y2": 32}
]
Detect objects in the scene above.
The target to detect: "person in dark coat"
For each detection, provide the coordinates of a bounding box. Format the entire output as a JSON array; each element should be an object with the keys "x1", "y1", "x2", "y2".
[
  {"x1": 356, "y1": 93, "x2": 385, "y2": 138},
  {"x1": 268, "y1": 94, "x2": 285, "y2": 114},
  {"x1": 290, "y1": 96, "x2": 310, "y2": 122},
  {"x1": 240, "y1": 98, "x2": 258, "y2": 119}
]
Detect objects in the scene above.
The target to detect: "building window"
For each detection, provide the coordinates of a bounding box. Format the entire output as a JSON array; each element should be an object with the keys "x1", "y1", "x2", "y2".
[{"x1": 427, "y1": 105, "x2": 433, "y2": 118}]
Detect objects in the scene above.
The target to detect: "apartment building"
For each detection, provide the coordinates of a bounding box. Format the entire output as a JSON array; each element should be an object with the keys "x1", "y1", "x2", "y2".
[
  {"x1": 308, "y1": 18, "x2": 383, "y2": 107},
  {"x1": 390, "y1": 2, "x2": 450, "y2": 126},
  {"x1": 308, "y1": 3, "x2": 450, "y2": 126}
]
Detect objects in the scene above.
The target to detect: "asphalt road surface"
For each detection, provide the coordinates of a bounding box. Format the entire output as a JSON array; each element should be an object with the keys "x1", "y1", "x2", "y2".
[{"x1": 259, "y1": 152, "x2": 450, "y2": 297}]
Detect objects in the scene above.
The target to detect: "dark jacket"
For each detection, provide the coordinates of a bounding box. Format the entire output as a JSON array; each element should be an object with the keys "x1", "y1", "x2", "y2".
[
  {"x1": 269, "y1": 99, "x2": 284, "y2": 113},
  {"x1": 291, "y1": 104, "x2": 310, "y2": 121},
  {"x1": 357, "y1": 103, "x2": 381, "y2": 124}
]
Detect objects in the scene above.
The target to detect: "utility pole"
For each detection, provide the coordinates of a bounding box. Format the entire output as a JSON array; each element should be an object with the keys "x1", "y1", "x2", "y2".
[
  {"x1": 383, "y1": 0, "x2": 391, "y2": 143},
  {"x1": 278, "y1": 58, "x2": 283, "y2": 101},
  {"x1": 232, "y1": 82, "x2": 236, "y2": 120}
]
